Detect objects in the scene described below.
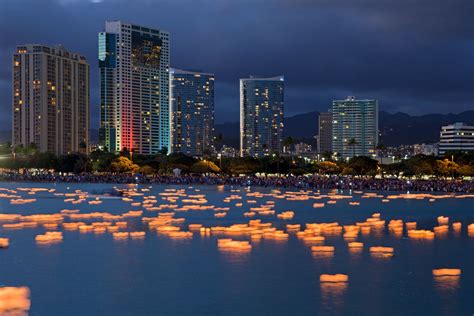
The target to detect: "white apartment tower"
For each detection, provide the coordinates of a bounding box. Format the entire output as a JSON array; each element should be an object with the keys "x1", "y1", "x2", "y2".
[{"x1": 331, "y1": 96, "x2": 378, "y2": 159}]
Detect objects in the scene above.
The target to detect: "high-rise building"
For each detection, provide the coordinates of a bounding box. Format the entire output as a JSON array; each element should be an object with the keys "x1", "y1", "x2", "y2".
[
  {"x1": 331, "y1": 96, "x2": 378, "y2": 159},
  {"x1": 12, "y1": 44, "x2": 89, "y2": 155},
  {"x1": 240, "y1": 76, "x2": 284, "y2": 157},
  {"x1": 439, "y1": 123, "x2": 474, "y2": 155},
  {"x1": 99, "y1": 21, "x2": 170, "y2": 154},
  {"x1": 317, "y1": 112, "x2": 332, "y2": 154},
  {"x1": 169, "y1": 68, "x2": 215, "y2": 156}
]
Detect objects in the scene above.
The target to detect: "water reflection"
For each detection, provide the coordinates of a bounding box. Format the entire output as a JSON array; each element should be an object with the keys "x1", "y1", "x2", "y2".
[
  {"x1": 434, "y1": 276, "x2": 460, "y2": 293},
  {"x1": 320, "y1": 282, "x2": 347, "y2": 311},
  {"x1": 219, "y1": 250, "x2": 251, "y2": 264}
]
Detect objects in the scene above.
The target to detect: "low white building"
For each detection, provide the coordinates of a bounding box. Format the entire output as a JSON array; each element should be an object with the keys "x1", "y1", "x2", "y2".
[{"x1": 439, "y1": 123, "x2": 474, "y2": 155}]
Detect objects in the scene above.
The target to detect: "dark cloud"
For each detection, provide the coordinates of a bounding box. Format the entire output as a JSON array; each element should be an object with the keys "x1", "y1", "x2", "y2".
[{"x1": 0, "y1": 0, "x2": 473, "y2": 130}]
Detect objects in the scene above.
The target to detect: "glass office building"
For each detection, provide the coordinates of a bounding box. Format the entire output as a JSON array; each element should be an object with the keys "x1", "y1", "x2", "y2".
[
  {"x1": 240, "y1": 76, "x2": 284, "y2": 157},
  {"x1": 99, "y1": 21, "x2": 170, "y2": 154},
  {"x1": 169, "y1": 68, "x2": 215, "y2": 156}
]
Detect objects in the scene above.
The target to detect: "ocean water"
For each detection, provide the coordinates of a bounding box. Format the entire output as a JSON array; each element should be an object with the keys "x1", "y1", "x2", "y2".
[{"x1": 0, "y1": 182, "x2": 473, "y2": 316}]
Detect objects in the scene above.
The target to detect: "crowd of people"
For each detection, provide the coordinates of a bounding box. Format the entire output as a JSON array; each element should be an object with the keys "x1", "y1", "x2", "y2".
[{"x1": 1, "y1": 171, "x2": 473, "y2": 193}]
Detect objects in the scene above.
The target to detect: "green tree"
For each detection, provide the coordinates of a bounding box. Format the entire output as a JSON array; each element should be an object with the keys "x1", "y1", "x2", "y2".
[
  {"x1": 110, "y1": 156, "x2": 139, "y2": 173},
  {"x1": 348, "y1": 156, "x2": 378, "y2": 176},
  {"x1": 316, "y1": 161, "x2": 341, "y2": 174},
  {"x1": 215, "y1": 133, "x2": 224, "y2": 151},
  {"x1": 376, "y1": 143, "x2": 386, "y2": 158},
  {"x1": 139, "y1": 165, "x2": 156, "y2": 175},
  {"x1": 191, "y1": 160, "x2": 221, "y2": 173},
  {"x1": 436, "y1": 159, "x2": 460, "y2": 178},
  {"x1": 159, "y1": 146, "x2": 168, "y2": 156}
]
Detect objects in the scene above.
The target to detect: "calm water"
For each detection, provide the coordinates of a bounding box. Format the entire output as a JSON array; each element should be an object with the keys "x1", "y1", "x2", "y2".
[{"x1": 0, "y1": 182, "x2": 473, "y2": 316}]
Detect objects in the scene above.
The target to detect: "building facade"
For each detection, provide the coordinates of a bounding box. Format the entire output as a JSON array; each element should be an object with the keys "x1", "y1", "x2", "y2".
[
  {"x1": 331, "y1": 96, "x2": 378, "y2": 159},
  {"x1": 413, "y1": 143, "x2": 439, "y2": 156},
  {"x1": 439, "y1": 123, "x2": 474, "y2": 155},
  {"x1": 294, "y1": 142, "x2": 312, "y2": 154},
  {"x1": 169, "y1": 68, "x2": 215, "y2": 156},
  {"x1": 99, "y1": 21, "x2": 170, "y2": 154},
  {"x1": 240, "y1": 76, "x2": 284, "y2": 157},
  {"x1": 317, "y1": 112, "x2": 332, "y2": 154},
  {"x1": 12, "y1": 44, "x2": 89, "y2": 155}
]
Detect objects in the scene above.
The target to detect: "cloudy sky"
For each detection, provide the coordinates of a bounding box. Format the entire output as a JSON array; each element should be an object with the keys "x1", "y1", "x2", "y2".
[{"x1": 0, "y1": 0, "x2": 473, "y2": 129}]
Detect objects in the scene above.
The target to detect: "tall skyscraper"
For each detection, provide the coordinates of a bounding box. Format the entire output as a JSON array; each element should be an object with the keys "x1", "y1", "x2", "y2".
[
  {"x1": 331, "y1": 96, "x2": 378, "y2": 159},
  {"x1": 12, "y1": 44, "x2": 89, "y2": 155},
  {"x1": 240, "y1": 76, "x2": 284, "y2": 157},
  {"x1": 439, "y1": 122, "x2": 474, "y2": 155},
  {"x1": 99, "y1": 21, "x2": 170, "y2": 154},
  {"x1": 317, "y1": 112, "x2": 332, "y2": 154},
  {"x1": 169, "y1": 68, "x2": 215, "y2": 156}
]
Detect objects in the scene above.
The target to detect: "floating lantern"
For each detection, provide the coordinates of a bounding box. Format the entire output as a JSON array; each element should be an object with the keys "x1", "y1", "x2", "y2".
[
  {"x1": 277, "y1": 211, "x2": 295, "y2": 220},
  {"x1": 0, "y1": 286, "x2": 30, "y2": 313},
  {"x1": 320, "y1": 274, "x2": 349, "y2": 283},
  {"x1": 0, "y1": 238, "x2": 9, "y2": 248},
  {"x1": 113, "y1": 232, "x2": 129, "y2": 240},
  {"x1": 35, "y1": 231, "x2": 63, "y2": 243},
  {"x1": 130, "y1": 232, "x2": 146, "y2": 239},
  {"x1": 348, "y1": 242, "x2": 363, "y2": 249},
  {"x1": 432, "y1": 269, "x2": 461, "y2": 277},
  {"x1": 437, "y1": 216, "x2": 449, "y2": 226},
  {"x1": 311, "y1": 246, "x2": 335, "y2": 252}
]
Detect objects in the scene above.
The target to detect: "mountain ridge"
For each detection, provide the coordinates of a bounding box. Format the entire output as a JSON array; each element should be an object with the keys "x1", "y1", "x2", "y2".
[{"x1": 1, "y1": 110, "x2": 473, "y2": 148}]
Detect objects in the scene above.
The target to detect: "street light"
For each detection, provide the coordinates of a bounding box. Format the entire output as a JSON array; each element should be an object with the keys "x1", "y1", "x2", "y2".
[{"x1": 217, "y1": 153, "x2": 222, "y2": 169}]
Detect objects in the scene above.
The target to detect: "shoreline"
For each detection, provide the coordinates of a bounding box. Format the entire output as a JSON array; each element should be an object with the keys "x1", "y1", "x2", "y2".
[{"x1": 0, "y1": 174, "x2": 473, "y2": 193}]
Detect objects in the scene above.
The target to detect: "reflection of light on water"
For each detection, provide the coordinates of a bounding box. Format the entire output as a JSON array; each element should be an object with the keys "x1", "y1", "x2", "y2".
[
  {"x1": 370, "y1": 252, "x2": 393, "y2": 259},
  {"x1": 312, "y1": 252, "x2": 334, "y2": 261},
  {"x1": 320, "y1": 282, "x2": 347, "y2": 310},
  {"x1": 219, "y1": 250, "x2": 250, "y2": 264},
  {"x1": 389, "y1": 228, "x2": 403, "y2": 238},
  {"x1": 371, "y1": 227, "x2": 385, "y2": 238},
  {"x1": 348, "y1": 247, "x2": 363, "y2": 257},
  {"x1": 434, "y1": 276, "x2": 460, "y2": 293}
]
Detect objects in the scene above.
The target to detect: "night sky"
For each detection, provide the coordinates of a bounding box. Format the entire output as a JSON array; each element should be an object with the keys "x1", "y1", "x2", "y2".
[{"x1": 0, "y1": 0, "x2": 473, "y2": 130}]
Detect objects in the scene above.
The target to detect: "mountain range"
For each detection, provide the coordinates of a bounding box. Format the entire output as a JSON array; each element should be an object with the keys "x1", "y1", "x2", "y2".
[
  {"x1": 1, "y1": 110, "x2": 473, "y2": 148},
  {"x1": 214, "y1": 110, "x2": 474, "y2": 148}
]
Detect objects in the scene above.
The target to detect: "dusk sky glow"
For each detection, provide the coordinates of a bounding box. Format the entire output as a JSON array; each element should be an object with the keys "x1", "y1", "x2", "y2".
[{"x1": 1, "y1": 0, "x2": 473, "y2": 129}]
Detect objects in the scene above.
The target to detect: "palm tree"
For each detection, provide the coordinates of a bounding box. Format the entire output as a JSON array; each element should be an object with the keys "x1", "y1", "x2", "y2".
[
  {"x1": 215, "y1": 133, "x2": 224, "y2": 151},
  {"x1": 376, "y1": 143, "x2": 386, "y2": 158},
  {"x1": 283, "y1": 136, "x2": 294, "y2": 154},
  {"x1": 347, "y1": 138, "x2": 358, "y2": 158}
]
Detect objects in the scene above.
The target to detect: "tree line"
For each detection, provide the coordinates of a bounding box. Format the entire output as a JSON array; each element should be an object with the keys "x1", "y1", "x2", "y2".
[{"x1": 1, "y1": 143, "x2": 474, "y2": 178}]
